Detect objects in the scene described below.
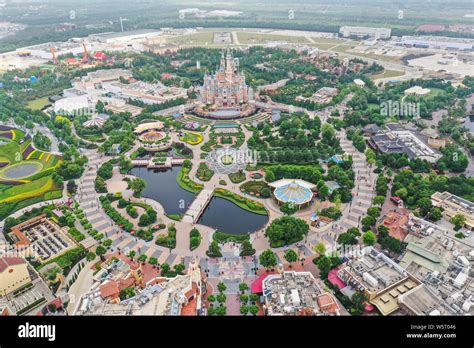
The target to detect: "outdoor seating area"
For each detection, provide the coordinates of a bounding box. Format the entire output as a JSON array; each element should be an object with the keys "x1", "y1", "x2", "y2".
[{"x1": 9, "y1": 215, "x2": 76, "y2": 261}]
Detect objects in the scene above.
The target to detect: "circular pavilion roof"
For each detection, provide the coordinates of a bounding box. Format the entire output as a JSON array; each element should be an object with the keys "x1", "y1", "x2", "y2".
[
  {"x1": 83, "y1": 117, "x2": 105, "y2": 128},
  {"x1": 273, "y1": 180, "x2": 314, "y2": 205}
]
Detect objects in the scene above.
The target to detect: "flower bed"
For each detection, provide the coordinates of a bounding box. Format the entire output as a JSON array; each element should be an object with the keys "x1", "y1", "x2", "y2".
[
  {"x1": 176, "y1": 161, "x2": 203, "y2": 193},
  {"x1": 213, "y1": 231, "x2": 250, "y2": 243},
  {"x1": 228, "y1": 171, "x2": 246, "y2": 184},
  {"x1": 180, "y1": 131, "x2": 203, "y2": 145},
  {"x1": 196, "y1": 162, "x2": 214, "y2": 181},
  {"x1": 240, "y1": 180, "x2": 271, "y2": 198},
  {"x1": 214, "y1": 188, "x2": 268, "y2": 215}
]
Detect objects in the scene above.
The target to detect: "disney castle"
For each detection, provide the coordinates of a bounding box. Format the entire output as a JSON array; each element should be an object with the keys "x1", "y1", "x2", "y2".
[{"x1": 200, "y1": 49, "x2": 254, "y2": 107}]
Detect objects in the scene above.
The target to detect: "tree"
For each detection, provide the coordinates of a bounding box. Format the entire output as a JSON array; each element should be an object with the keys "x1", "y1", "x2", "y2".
[
  {"x1": 265, "y1": 216, "x2": 309, "y2": 248},
  {"x1": 119, "y1": 287, "x2": 135, "y2": 301},
  {"x1": 86, "y1": 252, "x2": 96, "y2": 261},
  {"x1": 418, "y1": 197, "x2": 433, "y2": 216},
  {"x1": 317, "y1": 180, "x2": 329, "y2": 200},
  {"x1": 95, "y1": 245, "x2": 106, "y2": 259},
  {"x1": 372, "y1": 195, "x2": 385, "y2": 206},
  {"x1": 240, "y1": 240, "x2": 256, "y2": 256},
  {"x1": 315, "y1": 256, "x2": 332, "y2": 279},
  {"x1": 217, "y1": 282, "x2": 227, "y2": 293},
  {"x1": 240, "y1": 304, "x2": 249, "y2": 315},
  {"x1": 361, "y1": 215, "x2": 376, "y2": 231},
  {"x1": 429, "y1": 207, "x2": 443, "y2": 222},
  {"x1": 239, "y1": 283, "x2": 249, "y2": 293},
  {"x1": 259, "y1": 249, "x2": 277, "y2": 270},
  {"x1": 118, "y1": 155, "x2": 132, "y2": 174},
  {"x1": 174, "y1": 263, "x2": 185, "y2": 274},
  {"x1": 216, "y1": 293, "x2": 226, "y2": 303},
  {"x1": 160, "y1": 263, "x2": 170, "y2": 275},
  {"x1": 377, "y1": 225, "x2": 389, "y2": 234},
  {"x1": 313, "y1": 242, "x2": 326, "y2": 256},
  {"x1": 337, "y1": 227, "x2": 360, "y2": 245},
  {"x1": 214, "y1": 305, "x2": 227, "y2": 316},
  {"x1": 138, "y1": 254, "x2": 147, "y2": 263},
  {"x1": 207, "y1": 294, "x2": 216, "y2": 303},
  {"x1": 351, "y1": 292, "x2": 368, "y2": 315},
  {"x1": 206, "y1": 241, "x2": 222, "y2": 257},
  {"x1": 365, "y1": 148, "x2": 376, "y2": 165},
  {"x1": 394, "y1": 188, "x2": 408, "y2": 200},
  {"x1": 363, "y1": 231, "x2": 377, "y2": 246},
  {"x1": 280, "y1": 202, "x2": 298, "y2": 215},
  {"x1": 148, "y1": 257, "x2": 158, "y2": 267},
  {"x1": 284, "y1": 249, "x2": 298, "y2": 267},
  {"x1": 127, "y1": 250, "x2": 136, "y2": 259},
  {"x1": 129, "y1": 177, "x2": 146, "y2": 198},
  {"x1": 249, "y1": 304, "x2": 259, "y2": 316},
  {"x1": 450, "y1": 214, "x2": 465, "y2": 231},
  {"x1": 260, "y1": 187, "x2": 271, "y2": 198},
  {"x1": 138, "y1": 214, "x2": 151, "y2": 227},
  {"x1": 378, "y1": 227, "x2": 404, "y2": 254}
]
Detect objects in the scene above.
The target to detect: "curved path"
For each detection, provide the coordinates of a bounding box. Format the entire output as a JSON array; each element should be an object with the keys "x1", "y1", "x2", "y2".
[{"x1": 70, "y1": 92, "x2": 378, "y2": 293}]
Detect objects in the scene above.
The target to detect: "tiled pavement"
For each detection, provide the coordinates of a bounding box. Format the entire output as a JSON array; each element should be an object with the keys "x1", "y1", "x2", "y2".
[
  {"x1": 333, "y1": 134, "x2": 377, "y2": 233},
  {"x1": 75, "y1": 149, "x2": 188, "y2": 267}
]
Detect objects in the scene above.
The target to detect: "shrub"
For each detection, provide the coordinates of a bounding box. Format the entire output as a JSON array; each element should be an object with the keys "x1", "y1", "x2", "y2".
[{"x1": 319, "y1": 207, "x2": 342, "y2": 220}]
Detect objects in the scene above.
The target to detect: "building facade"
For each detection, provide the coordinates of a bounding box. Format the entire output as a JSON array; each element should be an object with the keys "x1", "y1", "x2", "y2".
[
  {"x1": 339, "y1": 26, "x2": 391, "y2": 39},
  {"x1": 200, "y1": 49, "x2": 253, "y2": 107}
]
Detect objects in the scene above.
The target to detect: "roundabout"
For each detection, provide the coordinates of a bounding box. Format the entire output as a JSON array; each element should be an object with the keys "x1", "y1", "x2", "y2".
[{"x1": 205, "y1": 148, "x2": 253, "y2": 175}]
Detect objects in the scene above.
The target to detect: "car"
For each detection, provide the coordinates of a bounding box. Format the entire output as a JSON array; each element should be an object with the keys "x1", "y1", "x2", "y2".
[
  {"x1": 390, "y1": 196, "x2": 402, "y2": 205},
  {"x1": 464, "y1": 230, "x2": 471, "y2": 237}
]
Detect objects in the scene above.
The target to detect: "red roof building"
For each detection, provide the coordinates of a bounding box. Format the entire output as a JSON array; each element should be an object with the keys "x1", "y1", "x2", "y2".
[
  {"x1": 251, "y1": 272, "x2": 275, "y2": 294},
  {"x1": 328, "y1": 268, "x2": 346, "y2": 290},
  {"x1": 65, "y1": 57, "x2": 79, "y2": 65},
  {"x1": 93, "y1": 51, "x2": 107, "y2": 60},
  {"x1": 317, "y1": 293, "x2": 340, "y2": 314},
  {"x1": 380, "y1": 208, "x2": 411, "y2": 241},
  {"x1": 99, "y1": 280, "x2": 120, "y2": 300}
]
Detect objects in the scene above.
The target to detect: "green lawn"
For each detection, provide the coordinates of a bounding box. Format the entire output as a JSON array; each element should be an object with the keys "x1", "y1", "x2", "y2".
[
  {"x1": 0, "y1": 128, "x2": 63, "y2": 221},
  {"x1": 0, "y1": 141, "x2": 20, "y2": 163},
  {"x1": 214, "y1": 188, "x2": 268, "y2": 215},
  {"x1": 370, "y1": 69, "x2": 405, "y2": 80},
  {"x1": 26, "y1": 97, "x2": 50, "y2": 110},
  {"x1": 176, "y1": 165, "x2": 203, "y2": 193},
  {"x1": 237, "y1": 32, "x2": 310, "y2": 44}
]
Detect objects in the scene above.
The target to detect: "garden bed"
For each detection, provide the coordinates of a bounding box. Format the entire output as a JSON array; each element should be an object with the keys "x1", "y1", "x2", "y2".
[
  {"x1": 240, "y1": 180, "x2": 271, "y2": 198},
  {"x1": 214, "y1": 188, "x2": 268, "y2": 215}
]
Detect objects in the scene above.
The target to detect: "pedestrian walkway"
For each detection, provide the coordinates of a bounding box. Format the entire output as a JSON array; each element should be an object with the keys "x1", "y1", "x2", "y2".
[{"x1": 332, "y1": 130, "x2": 377, "y2": 235}]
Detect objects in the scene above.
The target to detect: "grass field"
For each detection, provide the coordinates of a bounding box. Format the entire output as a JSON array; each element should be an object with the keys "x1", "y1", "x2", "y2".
[
  {"x1": 370, "y1": 70, "x2": 405, "y2": 80},
  {"x1": 168, "y1": 32, "x2": 215, "y2": 45},
  {"x1": 0, "y1": 127, "x2": 63, "y2": 221},
  {"x1": 237, "y1": 32, "x2": 310, "y2": 44},
  {"x1": 26, "y1": 97, "x2": 50, "y2": 110}
]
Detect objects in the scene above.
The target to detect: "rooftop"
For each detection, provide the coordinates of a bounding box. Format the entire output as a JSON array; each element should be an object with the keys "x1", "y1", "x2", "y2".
[
  {"x1": 262, "y1": 271, "x2": 339, "y2": 316},
  {"x1": 270, "y1": 179, "x2": 315, "y2": 205}
]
